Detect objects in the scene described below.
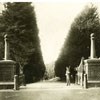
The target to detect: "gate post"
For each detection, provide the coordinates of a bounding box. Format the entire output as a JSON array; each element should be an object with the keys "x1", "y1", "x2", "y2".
[
  {"x1": 84, "y1": 74, "x2": 87, "y2": 89},
  {"x1": 14, "y1": 75, "x2": 19, "y2": 90}
]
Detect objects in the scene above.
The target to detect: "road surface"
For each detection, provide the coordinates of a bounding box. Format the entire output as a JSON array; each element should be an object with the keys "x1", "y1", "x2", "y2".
[{"x1": 0, "y1": 82, "x2": 100, "y2": 100}]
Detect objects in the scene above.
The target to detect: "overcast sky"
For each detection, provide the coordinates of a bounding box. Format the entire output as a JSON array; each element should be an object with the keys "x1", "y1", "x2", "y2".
[{"x1": 34, "y1": 2, "x2": 89, "y2": 64}]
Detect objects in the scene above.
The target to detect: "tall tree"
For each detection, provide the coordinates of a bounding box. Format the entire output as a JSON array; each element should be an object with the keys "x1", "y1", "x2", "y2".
[
  {"x1": 55, "y1": 4, "x2": 100, "y2": 79},
  {"x1": 0, "y1": 2, "x2": 45, "y2": 83}
]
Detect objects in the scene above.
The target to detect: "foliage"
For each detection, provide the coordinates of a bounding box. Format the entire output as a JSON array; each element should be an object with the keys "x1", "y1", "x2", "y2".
[
  {"x1": 55, "y1": 4, "x2": 100, "y2": 79},
  {"x1": 0, "y1": 2, "x2": 45, "y2": 83},
  {"x1": 44, "y1": 62, "x2": 55, "y2": 80}
]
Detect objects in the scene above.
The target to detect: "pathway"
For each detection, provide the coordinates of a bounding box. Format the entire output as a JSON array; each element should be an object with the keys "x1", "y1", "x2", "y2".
[
  {"x1": 22, "y1": 81, "x2": 82, "y2": 90},
  {"x1": 0, "y1": 82, "x2": 100, "y2": 100}
]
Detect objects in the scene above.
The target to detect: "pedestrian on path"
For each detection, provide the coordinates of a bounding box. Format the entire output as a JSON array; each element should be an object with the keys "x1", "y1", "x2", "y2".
[{"x1": 65, "y1": 67, "x2": 70, "y2": 86}]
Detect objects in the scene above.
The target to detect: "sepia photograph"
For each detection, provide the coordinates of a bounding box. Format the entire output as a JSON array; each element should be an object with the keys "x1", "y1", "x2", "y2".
[{"x1": 0, "y1": 1, "x2": 100, "y2": 100}]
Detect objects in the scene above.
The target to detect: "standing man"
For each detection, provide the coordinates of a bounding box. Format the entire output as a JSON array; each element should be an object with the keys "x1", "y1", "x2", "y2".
[{"x1": 65, "y1": 67, "x2": 70, "y2": 86}]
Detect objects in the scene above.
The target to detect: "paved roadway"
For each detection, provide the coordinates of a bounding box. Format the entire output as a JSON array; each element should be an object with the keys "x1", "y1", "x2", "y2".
[{"x1": 0, "y1": 82, "x2": 100, "y2": 100}]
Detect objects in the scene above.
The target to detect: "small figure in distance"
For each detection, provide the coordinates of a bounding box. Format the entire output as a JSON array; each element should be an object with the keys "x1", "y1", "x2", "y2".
[{"x1": 65, "y1": 67, "x2": 70, "y2": 86}]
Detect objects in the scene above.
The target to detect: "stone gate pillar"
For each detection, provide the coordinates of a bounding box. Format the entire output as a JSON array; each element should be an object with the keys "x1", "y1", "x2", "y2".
[
  {"x1": 0, "y1": 34, "x2": 17, "y2": 89},
  {"x1": 4, "y1": 34, "x2": 10, "y2": 60},
  {"x1": 90, "y1": 33, "x2": 96, "y2": 59},
  {"x1": 84, "y1": 33, "x2": 100, "y2": 88}
]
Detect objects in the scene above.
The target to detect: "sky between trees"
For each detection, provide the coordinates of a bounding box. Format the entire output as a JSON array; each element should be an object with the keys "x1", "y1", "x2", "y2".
[{"x1": 34, "y1": 2, "x2": 90, "y2": 64}]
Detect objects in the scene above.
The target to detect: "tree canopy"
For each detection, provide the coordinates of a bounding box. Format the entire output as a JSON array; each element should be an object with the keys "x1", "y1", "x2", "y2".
[
  {"x1": 0, "y1": 2, "x2": 45, "y2": 83},
  {"x1": 55, "y1": 4, "x2": 100, "y2": 79}
]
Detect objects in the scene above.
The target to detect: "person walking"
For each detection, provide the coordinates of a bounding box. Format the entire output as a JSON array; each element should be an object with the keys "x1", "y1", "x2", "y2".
[{"x1": 65, "y1": 67, "x2": 70, "y2": 86}]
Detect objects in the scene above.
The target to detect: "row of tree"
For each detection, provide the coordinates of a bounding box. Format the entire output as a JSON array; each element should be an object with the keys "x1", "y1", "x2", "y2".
[
  {"x1": 0, "y1": 2, "x2": 45, "y2": 83},
  {"x1": 55, "y1": 4, "x2": 100, "y2": 80}
]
